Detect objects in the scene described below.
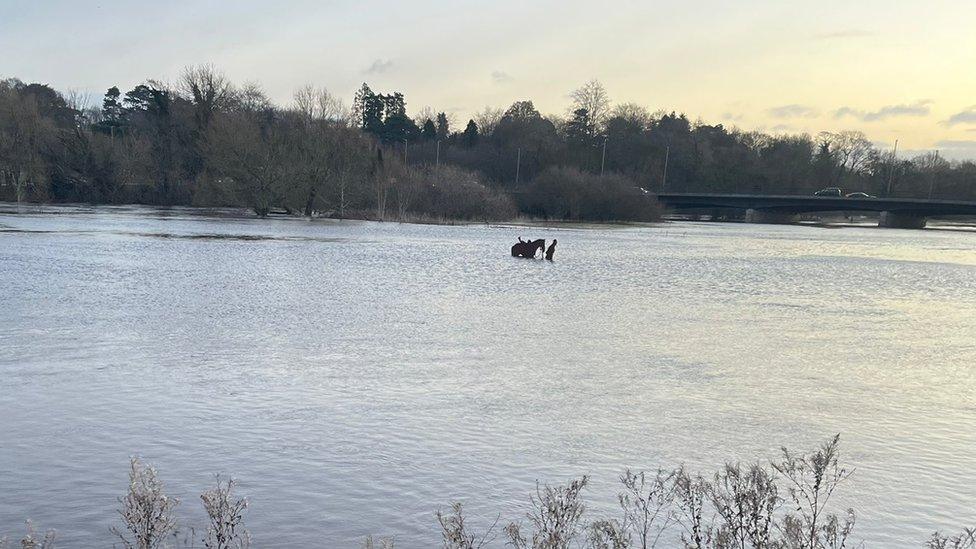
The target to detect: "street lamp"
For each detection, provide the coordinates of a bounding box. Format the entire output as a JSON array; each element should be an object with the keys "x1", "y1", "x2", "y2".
[{"x1": 600, "y1": 135, "x2": 608, "y2": 176}]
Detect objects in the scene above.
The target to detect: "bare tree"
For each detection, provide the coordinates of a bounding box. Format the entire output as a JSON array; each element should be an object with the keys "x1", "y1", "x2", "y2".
[
  {"x1": 64, "y1": 89, "x2": 100, "y2": 126},
  {"x1": 570, "y1": 79, "x2": 611, "y2": 133},
  {"x1": 111, "y1": 458, "x2": 180, "y2": 549},
  {"x1": 391, "y1": 163, "x2": 420, "y2": 220},
  {"x1": 826, "y1": 131, "x2": 875, "y2": 182},
  {"x1": 206, "y1": 111, "x2": 289, "y2": 216},
  {"x1": 231, "y1": 82, "x2": 272, "y2": 114},
  {"x1": 200, "y1": 476, "x2": 250, "y2": 549},
  {"x1": 414, "y1": 105, "x2": 437, "y2": 128},
  {"x1": 327, "y1": 128, "x2": 372, "y2": 217},
  {"x1": 473, "y1": 107, "x2": 503, "y2": 138},
  {"x1": 372, "y1": 147, "x2": 392, "y2": 220},
  {"x1": 180, "y1": 64, "x2": 232, "y2": 129},
  {"x1": 912, "y1": 151, "x2": 950, "y2": 173},
  {"x1": 506, "y1": 477, "x2": 589, "y2": 549},
  {"x1": 0, "y1": 84, "x2": 55, "y2": 202},
  {"x1": 610, "y1": 103, "x2": 653, "y2": 130},
  {"x1": 294, "y1": 85, "x2": 348, "y2": 124}
]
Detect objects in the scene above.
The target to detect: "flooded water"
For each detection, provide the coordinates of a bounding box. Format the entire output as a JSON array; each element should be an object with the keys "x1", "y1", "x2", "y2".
[{"x1": 1, "y1": 204, "x2": 974, "y2": 547}]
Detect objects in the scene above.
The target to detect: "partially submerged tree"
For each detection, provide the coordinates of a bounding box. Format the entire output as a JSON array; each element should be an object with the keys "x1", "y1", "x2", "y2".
[{"x1": 206, "y1": 110, "x2": 290, "y2": 216}]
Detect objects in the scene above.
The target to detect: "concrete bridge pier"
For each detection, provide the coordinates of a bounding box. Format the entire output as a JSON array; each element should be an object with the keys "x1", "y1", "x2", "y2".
[
  {"x1": 879, "y1": 211, "x2": 926, "y2": 229},
  {"x1": 745, "y1": 209, "x2": 798, "y2": 225}
]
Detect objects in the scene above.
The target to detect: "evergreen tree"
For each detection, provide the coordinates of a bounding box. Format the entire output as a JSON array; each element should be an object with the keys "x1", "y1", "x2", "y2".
[
  {"x1": 379, "y1": 92, "x2": 406, "y2": 118},
  {"x1": 102, "y1": 86, "x2": 124, "y2": 125},
  {"x1": 123, "y1": 83, "x2": 170, "y2": 116},
  {"x1": 565, "y1": 108, "x2": 594, "y2": 147},
  {"x1": 435, "y1": 112, "x2": 450, "y2": 140},
  {"x1": 462, "y1": 119, "x2": 479, "y2": 147},
  {"x1": 382, "y1": 112, "x2": 420, "y2": 143},
  {"x1": 421, "y1": 119, "x2": 436, "y2": 141},
  {"x1": 353, "y1": 83, "x2": 385, "y2": 134}
]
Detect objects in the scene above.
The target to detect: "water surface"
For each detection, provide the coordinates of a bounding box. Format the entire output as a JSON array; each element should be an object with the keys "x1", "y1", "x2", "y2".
[{"x1": 1, "y1": 204, "x2": 974, "y2": 547}]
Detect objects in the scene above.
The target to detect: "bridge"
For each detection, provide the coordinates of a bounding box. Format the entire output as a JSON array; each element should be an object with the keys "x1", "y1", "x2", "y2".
[{"x1": 656, "y1": 193, "x2": 976, "y2": 228}]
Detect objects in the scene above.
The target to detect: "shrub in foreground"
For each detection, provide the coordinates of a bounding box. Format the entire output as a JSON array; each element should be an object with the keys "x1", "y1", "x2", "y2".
[{"x1": 3, "y1": 436, "x2": 974, "y2": 548}]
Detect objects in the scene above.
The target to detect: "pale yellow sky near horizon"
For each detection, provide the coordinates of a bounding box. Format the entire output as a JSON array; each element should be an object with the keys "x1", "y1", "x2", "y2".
[{"x1": 3, "y1": 0, "x2": 975, "y2": 157}]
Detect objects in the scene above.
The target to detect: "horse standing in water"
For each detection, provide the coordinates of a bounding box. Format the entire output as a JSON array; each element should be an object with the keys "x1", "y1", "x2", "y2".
[{"x1": 511, "y1": 238, "x2": 546, "y2": 258}]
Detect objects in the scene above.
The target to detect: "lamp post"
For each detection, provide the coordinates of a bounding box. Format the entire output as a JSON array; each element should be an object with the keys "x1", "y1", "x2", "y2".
[
  {"x1": 661, "y1": 145, "x2": 670, "y2": 191},
  {"x1": 600, "y1": 136, "x2": 608, "y2": 176},
  {"x1": 515, "y1": 148, "x2": 522, "y2": 185},
  {"x1": 886, "y1": 139, "x2": 898, "y2": 197}
]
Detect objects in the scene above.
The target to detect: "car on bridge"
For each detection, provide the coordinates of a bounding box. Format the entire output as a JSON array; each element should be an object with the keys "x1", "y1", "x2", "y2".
[
  {"x1": 814, "y1": 187, "x2": 843, "y2": 197},
  {"x1": 845, "y1": 192, "x2": 876, "y2": 199}
]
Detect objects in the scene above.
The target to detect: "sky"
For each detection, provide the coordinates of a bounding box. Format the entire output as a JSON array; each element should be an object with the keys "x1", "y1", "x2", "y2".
[{"x1": 3, "y1": 0, "x2": 976, "y2": 158}]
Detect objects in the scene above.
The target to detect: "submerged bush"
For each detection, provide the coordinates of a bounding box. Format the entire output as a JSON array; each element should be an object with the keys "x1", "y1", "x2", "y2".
[
  {"x1": 390, "y1": 164, "x2": 517, "y2": 222},
  {"x1": 362, "y1": 535, "x2": 396, "y2": 548},
  {"x1": 0, "y1": 520, "x2": 56, "y2": 549},
  {"x1": 928, "y1": 529, "x2": 976, "y2": 549},
  {"x1": 436, "y1": 502, "x2": 497, "y2": 549},
  {"x1": 519, "y1": 166, "x2": 662, "y2": 222}
]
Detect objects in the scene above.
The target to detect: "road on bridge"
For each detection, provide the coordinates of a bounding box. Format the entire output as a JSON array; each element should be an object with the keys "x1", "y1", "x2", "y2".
[{"x1": 656, "y1": 193, "x2": 976, "y2": 229}]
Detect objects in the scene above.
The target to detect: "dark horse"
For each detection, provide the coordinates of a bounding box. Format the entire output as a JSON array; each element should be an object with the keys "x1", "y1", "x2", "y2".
[{"x1": 511, "y1": 238, "x2": 545, "y2": 258}]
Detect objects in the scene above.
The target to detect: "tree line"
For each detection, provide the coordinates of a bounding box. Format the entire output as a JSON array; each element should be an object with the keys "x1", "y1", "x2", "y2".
[{"x1": 1, "y1": 67, "x2": 974, "y2": 223}]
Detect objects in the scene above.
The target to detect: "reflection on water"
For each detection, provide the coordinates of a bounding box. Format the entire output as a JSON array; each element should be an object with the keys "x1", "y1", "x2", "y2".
[{"x1": 1, "y1": 204, "x2": 974, "y2": 547}]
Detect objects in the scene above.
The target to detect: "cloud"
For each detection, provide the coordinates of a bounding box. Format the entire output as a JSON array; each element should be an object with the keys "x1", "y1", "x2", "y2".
[
  {"x1": 833, "y1": 100, "x2": 932, "y2": 122},
  {"x1": 813, "y1": 29, "x2": 873, "y2": 40},
  {"x1": 770, "y1": 124, "x2": 795, "y2": 132},
  {"x1": 945, "y1": 106, "x2": 976, "y2": 126},
  {"x1": 722, "y1": 112, "x2": 743, "y2": 122},
  {"x1": 832, "y1": 106, "x2": 860, "y2": 119},
  {"x1": 491, "y1": 70, "x2": 513, "y2": 84},
  {"x1": 364, "y1": 59, "x2": 394, "y2": 74},
  {"x1": 766, "y1": 104, "x2": 819, "y2": 119}
]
